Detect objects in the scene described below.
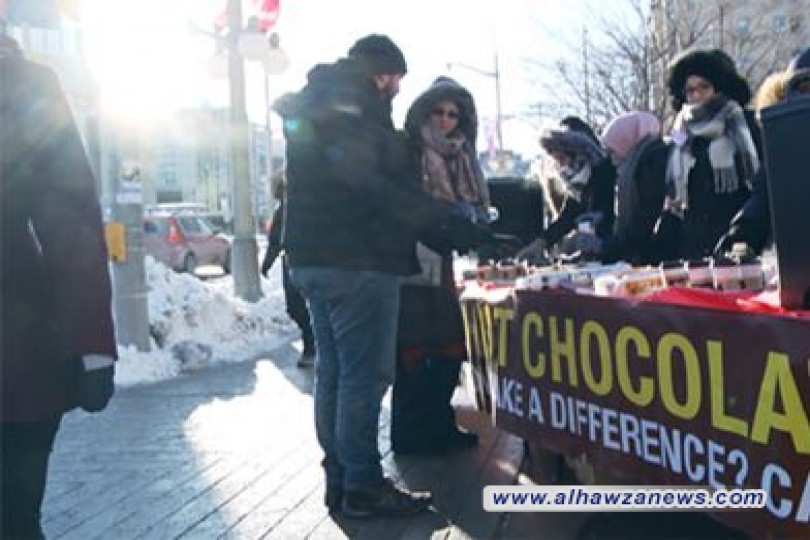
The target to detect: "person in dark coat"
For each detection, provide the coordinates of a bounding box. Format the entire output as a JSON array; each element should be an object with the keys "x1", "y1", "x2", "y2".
[
  {"x1": 715, "y1": 47, "x2": 810, "y2": 255},
  {"x1": 599, "y1": 111, "x2": 671, "y2": 265},
  {"x1": 1, "y1": 36, "x2": 117, "y2": 539},
  {"x1": 273, "y1": 34, "x2": 492, "y2": 518},
  {"x1": 654, "y1": 48, "x2": 760, "y2": 260},
  {"x1": 390, "y1": 77, "x2": 487, "y2": 455},
  {"x1": 517, "y1": 119, "x2": 616, "y2": 262},
  {"x1": 260, "y1": 172, "x2": 315, "y2": 368}
]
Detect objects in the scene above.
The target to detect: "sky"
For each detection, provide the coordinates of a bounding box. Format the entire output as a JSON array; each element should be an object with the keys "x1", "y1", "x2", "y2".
[{"x1": 77, "y1": 0, "x2": 594, "y2": 157}]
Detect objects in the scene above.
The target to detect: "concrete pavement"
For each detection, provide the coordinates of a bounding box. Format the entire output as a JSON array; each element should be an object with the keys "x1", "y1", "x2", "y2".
[{"x1": 41, "y1": 336, "x2": 741, "y2": 539}]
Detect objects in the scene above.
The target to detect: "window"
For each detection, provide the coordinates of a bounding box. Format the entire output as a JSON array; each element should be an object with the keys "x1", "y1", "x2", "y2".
[{"x1": 773, "y1": 15, "x2": 788, "y2": 32}]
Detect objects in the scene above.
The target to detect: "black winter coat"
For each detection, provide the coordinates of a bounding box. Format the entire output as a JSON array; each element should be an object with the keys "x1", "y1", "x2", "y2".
[
  {"x1": 602, "y1": 138, "x2": 670, "y2": 264},
  {"x1": 273, "y1": 59, "x2": 451, "y2": 275},
  {"x1": 542, "y1": 158, "x2": 616, "y2": 247},
  {"x1": 666, "y1": 112, "x2": 761, "y2": 260}
]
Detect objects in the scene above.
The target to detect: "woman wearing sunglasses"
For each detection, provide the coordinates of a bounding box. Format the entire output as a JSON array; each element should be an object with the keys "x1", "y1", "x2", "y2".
[{"x1": 390, "y1": 76, "x2": 489, "y2": 455}]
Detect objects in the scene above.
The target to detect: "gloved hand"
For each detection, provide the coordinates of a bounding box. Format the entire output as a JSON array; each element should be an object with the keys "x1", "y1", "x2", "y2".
[
  {"x1": 421, "y1": 214, "x2": 495, "y2": 256},
  {"x1": 75, "y1": 355, "x2": 115, "y2": 413},
  {"x1": 516, "y1": 238, "x2": 551, "y2": 266},
  {"x1": 559, "y1": 231, "x2": 603, "y2": 260},
  {"x1": 713, "y1": 223, "x2": 765, "y2": 258},
  {"x1": 261, "y1": 248, "x2": 280, "y2": 277}
]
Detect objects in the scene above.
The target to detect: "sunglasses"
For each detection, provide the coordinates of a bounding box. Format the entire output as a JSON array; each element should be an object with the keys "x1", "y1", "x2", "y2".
[{"x1": 431, "y1": 108, "x2": 459, "y2": 119}]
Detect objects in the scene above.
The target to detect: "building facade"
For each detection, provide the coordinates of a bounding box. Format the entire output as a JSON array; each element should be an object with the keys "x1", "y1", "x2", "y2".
[
  {"x1": 134, "y1": 108, "x2": 284, "y2": 227},
  {"x1": 651, "y1": 0, "x2": 808, "y2": 101}
]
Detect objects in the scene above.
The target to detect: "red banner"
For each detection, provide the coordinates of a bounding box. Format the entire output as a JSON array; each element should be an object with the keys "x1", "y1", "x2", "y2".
[{"x1": 461, "y1": 288, "x2": 810, "y2": 538}]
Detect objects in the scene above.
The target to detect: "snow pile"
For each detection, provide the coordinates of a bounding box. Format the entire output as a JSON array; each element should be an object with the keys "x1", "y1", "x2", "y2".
[{"x1": 114, "y1": 257, "x2": 294, "y2": 387}]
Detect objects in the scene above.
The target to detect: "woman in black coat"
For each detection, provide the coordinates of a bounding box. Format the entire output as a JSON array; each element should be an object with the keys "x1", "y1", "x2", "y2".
[
  {"x1": 654, "y1": 48, "x2": 761, "y2": 260},
  {"x1": 599, "y1": 111, "x2": 670, "y2": 265},
  {"x1": 517, "y1": 120, "x2": 616, "y2": 262}
]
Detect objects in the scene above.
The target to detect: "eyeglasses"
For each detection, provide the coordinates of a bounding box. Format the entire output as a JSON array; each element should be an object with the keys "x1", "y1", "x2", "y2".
[
  {"x1": 684, "y1": 81, "x2": 713, "y2": 97},
  {"x1": 431, "y1": 108, "x2": 459, "y2": 120}
]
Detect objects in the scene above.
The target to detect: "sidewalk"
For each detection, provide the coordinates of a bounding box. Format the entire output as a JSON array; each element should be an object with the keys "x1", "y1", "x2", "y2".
[{"x1": 40, "y1": 337, "x2": 587, "y2": 539}]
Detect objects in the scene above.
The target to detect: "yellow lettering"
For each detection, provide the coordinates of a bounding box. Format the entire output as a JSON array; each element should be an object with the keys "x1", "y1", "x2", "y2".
[
  {"x1": 751, "y1": 352, "x2": 810, "y2": 454},
  {"x1": 615, "y1": 326, "x2": 654, "y2": 407},
  {"x1": 707, "y1": 340, "x2": 748, "y2": 437},
  {"x1": 493, "y1": 307, "x2": 515, "y2": 368},
  {"x1": 476, "y1": 303, "x2": 494, "y2": 362},
  {"x1": 657, "y1": 333, "x2": 701, "y2": 420},
  {"x1": 580, "y1": 320, "x2": 612, "y2": 396},
  {"x1": 521, "y1": 312, "x2": 546, "y2": 378},
  {"x1": 549, "y1": 317, "x2": 578, "y2": 386},
  {"x1": 461, "y1": 301, "x2": 483, "y2": 361}
]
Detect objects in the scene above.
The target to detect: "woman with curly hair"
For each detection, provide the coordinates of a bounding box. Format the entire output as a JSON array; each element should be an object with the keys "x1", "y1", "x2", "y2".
[{"x1": 655, "y1": 48, "x2": 761, "y2": 260}]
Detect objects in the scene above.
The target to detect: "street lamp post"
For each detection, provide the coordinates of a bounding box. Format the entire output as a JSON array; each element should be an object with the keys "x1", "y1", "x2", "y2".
[
  {"x1": 225, "y1": 0, "x2": 262, "y2": 302},
  {"x1": 204, "y1": 2, "x2": 288, "y2": 302},
  {"x1": 447, "y1": 53, "x2": 503, "y2": 152},
  {"x1": 255, "y1": 33, "x2": 288, "y2": 208}
]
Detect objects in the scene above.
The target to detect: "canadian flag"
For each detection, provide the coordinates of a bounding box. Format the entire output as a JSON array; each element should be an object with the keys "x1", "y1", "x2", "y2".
[
  {"x1": 215, "y1": 0, "x2": 280, "y2": 32},
  {"x1": 254, "y1": 0, "x2": 280, "y2": 31}
]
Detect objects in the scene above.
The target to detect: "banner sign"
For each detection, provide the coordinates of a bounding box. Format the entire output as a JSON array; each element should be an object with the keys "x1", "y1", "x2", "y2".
[{"x1": 461, "y1": 287, "x2": 810, "y2": 537}]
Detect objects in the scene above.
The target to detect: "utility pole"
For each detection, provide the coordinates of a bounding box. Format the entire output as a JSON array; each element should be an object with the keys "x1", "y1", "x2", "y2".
[
  {"x1": 583, "y1": 26, "x2": 592, "y2": 126},
  {"x1": 227, "y1": 0, "x2": 262, "y2": 302},
  {"x1": 447, "y1": 58, "x2": 504, "y2": 152},
  {"x1": 493, "y1": 52, "x2": 504, "y2": 152}
]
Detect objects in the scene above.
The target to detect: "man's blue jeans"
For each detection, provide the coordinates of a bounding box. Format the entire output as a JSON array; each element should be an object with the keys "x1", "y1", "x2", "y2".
[{"x1": 289, "y1": 267, "x2": 399, "y2": 491}]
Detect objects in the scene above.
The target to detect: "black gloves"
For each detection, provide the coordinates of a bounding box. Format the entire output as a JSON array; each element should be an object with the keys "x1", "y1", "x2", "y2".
[
  {"x1": 75, "y1": 356, "x2": 115, "y2": 413},
  {"x1": 421, "y1": 214, "x2": 495, "y2": 256}
]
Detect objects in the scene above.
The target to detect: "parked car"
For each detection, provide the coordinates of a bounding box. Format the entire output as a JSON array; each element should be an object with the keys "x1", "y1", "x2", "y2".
[{"x1": 143, "y1": 212, "x2": 231, "y2": 274}]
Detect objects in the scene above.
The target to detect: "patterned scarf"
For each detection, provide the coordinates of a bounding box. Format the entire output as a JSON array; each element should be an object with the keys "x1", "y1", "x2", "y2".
[
  {"x1": 540, "y1": 128, "x2": 606, "y2": 202},
  {"x1": 419, "y1": 124, "x2": 489, "y2": 210},
  {"x1": 665, "y1": 94, "x2": 759, "y2": 214}
]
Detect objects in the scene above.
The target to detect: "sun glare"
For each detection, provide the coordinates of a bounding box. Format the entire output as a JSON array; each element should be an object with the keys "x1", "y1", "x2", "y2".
[{"x1": 80, "y1": 0, "x2": 207, "y2": 121}]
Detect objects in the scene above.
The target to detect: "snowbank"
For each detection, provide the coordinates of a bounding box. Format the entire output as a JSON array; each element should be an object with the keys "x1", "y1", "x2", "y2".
[{"x1": 114, "y1": 257, "x2": 294, "y2": 387}]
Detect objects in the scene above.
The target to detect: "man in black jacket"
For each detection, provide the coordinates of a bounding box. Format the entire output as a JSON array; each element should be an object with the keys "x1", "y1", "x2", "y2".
[
  {"x1": 260, "y1": 176, "x2": 315, "y2": 368},
  {"x1": 273, "y1": 34, "x2": 491, "y2": 518}
]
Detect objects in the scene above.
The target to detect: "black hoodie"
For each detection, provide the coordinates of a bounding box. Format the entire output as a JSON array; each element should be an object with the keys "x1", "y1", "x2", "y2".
[{"x1": 273, "y1": 58, "x2": 454, "y2": 274}]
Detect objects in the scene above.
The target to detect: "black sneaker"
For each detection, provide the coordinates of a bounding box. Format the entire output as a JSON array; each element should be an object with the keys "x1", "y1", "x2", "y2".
[
  {"x1": 342, "y1": 478, "x2": 432, "y2": 518},
  {"x1": 325, "y1": 484, "x2": 344, "y2": 513}
]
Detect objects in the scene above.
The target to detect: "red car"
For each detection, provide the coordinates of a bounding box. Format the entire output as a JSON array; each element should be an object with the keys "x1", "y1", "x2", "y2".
[{"x1": 143, "y1": 213, "x2": 231, "y2": 274}]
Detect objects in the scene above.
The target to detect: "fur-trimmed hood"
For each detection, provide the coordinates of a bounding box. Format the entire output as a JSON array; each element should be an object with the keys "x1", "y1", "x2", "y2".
[
  {"x1": 404, "y1": 77, "x2": 478, "y2": 146},
  {"x1": 667, "y1": 48, "x2": 752, "y2": 111}
]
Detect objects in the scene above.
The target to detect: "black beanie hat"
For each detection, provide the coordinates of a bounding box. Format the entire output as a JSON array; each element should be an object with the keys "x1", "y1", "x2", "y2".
[
  {"x1": 667, "y1": 48, "x2": 752, "y2": 111},
  {"x1": 348, "y1": 34, "x2": 407, "y2": 75}
]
